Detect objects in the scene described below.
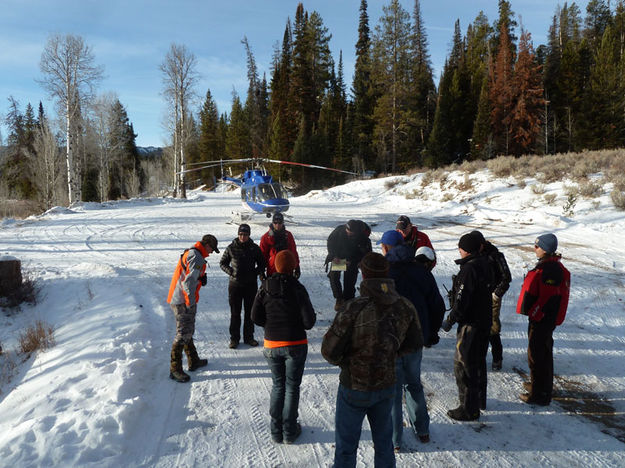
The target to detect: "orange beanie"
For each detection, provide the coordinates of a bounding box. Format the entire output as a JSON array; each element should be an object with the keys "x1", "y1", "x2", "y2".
[{"x1": 274, "y1": 250, "x2": 297, "y2": 274}]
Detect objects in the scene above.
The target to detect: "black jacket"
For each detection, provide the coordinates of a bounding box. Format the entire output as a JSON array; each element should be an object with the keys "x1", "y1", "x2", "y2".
[
  {"x1": 482, "y1": 241, "x2": 512, "y2": 297},
  {"x1": 387, "y1": 244, "x2": 445, "y2": 347},
  {"x1": 251, "y1": 273, "x2": 316, "y2": 342},
  {"x1": 325, "y1": 222, "x2": 372, "y2": 265},
  {"x1": 220, "y1": 238, "x2": 266, "y2": 285},
  {"x1": 449, "y1": 253, "x2": 492, "y2": 329}
]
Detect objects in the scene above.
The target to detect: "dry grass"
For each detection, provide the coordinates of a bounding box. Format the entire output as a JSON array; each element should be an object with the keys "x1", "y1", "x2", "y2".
[
  {"x1": 531, "y1": 183, "x2": 546, "y2": 195},
  {"x1": 543, "y1": 193, "x2": 557, "y2": 205},
  {"x1": 18, "y1": 320, "x2": 55, "y2": 355}
]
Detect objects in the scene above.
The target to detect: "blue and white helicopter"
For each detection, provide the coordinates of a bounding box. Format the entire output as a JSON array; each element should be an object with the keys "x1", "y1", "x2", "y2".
[{"x1": 183, "y1": 157, "x2": 357, "y2": 222}]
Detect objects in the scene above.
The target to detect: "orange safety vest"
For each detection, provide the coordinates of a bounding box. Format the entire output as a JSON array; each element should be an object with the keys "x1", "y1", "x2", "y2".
[{"x1": 167, "y1": 242, "x2": 208, "y2": 305}]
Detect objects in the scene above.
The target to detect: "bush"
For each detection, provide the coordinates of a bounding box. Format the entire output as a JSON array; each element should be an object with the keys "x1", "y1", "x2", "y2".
[
  {"x1": 18, "y1": 320, "x2": 55, "y2": 355},
  {"x1": 543, "y1": 193, "x2": 557, "y2": 205},
  {"x1": 531, "y1": 183, "x2": 546, "y2": 195},
  {"x1": 611, "y1": 190, "x2": 625, "y2": 210},
  {"x1": 578, "y1": 180, "x2": 603, "y2": 198}
]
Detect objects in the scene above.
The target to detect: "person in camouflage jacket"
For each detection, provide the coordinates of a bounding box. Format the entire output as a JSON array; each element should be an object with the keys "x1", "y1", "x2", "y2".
[{"x1": 322, "y1": 252, "x2": 422, "y2": 468}]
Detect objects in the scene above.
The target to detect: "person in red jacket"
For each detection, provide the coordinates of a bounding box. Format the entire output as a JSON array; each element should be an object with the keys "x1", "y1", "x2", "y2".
[
  {"x1": 260, "y1": 212, "x2": 301, "y2": 279},
  {"x1": 396, "y1": 215, "x2": 436, "y2": 267},
  {"x1": 516, "y1": 233, "x2": 570, "y2": 406}
]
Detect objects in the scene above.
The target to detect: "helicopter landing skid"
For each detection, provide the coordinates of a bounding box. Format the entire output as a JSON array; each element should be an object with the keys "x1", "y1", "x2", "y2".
[{"x1": 228, "y1": 211, "x2": 255, "y2": 225}]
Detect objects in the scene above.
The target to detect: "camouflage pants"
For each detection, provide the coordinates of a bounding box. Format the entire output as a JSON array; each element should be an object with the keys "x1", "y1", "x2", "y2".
[
  {"x1": 171, "y1": 303, "x2": 197, "y2": 345},
  {"x1": 490, "y1": 293, "x2": 502, "y2": 335}
]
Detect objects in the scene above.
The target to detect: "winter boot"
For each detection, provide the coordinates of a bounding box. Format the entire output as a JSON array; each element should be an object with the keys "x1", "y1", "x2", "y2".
[
  {"x1": 334, "y1": 298, "x2": 345, "y2": 311},
  {"x1": 169, "y1": 342, "x2": 190, "y2": 383},
  {"x1": 184, "y1": 339, "x2": 208, "y2": 371},
  {"x1": 447, "y1": 406, "x2": 479, "y2": 421}
]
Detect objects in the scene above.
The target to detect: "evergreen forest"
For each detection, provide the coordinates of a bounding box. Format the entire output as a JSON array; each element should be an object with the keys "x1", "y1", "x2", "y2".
[{"x1": 1, "y1": 0, "x2": 624, "y2": 211}]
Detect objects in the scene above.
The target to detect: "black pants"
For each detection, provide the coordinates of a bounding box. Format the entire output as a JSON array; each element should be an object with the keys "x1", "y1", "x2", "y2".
[
  {"x1": 528, "y1": 319, "x2": 556, "y2": 403},
  {"x1": 489, "y1": 334, "x2": 503, "y2": 363},
  {"x1": 228, "y1": 280, "x2": 257, "y2": 342},
  {"x1": 453, "y1": 324, "x2": 489, "y2": 414},
  {"x1": 328, "y1": 261, "x2": 359, "y2": 301}
]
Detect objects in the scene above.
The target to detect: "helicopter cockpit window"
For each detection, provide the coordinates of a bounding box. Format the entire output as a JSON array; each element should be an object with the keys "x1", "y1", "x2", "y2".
[
  {"x1": 241, "y1": 188, "x2": 248, "y2": 201},
  {"x1": 256, "y1": 183, "x2": 275, "y2": 201},
  {"x1": 271, "y1": 183, "x2": 286, "y2": 199}
]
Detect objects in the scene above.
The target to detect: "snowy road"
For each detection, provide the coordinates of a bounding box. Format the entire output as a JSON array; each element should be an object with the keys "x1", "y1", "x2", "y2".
[{"x1": 1, "y1": 171, "x2": 624, "y2": 467}]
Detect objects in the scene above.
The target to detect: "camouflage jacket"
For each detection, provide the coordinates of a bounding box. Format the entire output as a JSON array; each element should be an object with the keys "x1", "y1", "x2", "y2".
[{"x1": 321, "y1": 277, "x2": 422, "y2": 391}]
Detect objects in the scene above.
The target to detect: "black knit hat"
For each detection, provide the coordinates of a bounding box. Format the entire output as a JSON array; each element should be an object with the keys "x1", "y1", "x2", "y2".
[
  {"x1": 359, "y1": 252, "x2": 390, "y2": 278},
  {"x1": 238, "y1": 223, "x2": 251, "y2": 234},
  {"x1": 458, "y1": 233, "x2": 481, "y2": 254},
  {"x1": 272, "y1": 212, "x2": 284, "y2": 224},
  {"x1": 470, "y1": 230, "x2": 486, "y2": 244}
]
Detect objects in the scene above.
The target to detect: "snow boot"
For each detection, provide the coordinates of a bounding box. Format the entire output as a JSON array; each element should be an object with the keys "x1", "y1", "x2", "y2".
[
  {"x1": 334, "y1": 298, "x2": 345, "y2": 311},
  {"x1": 185, "y1": 339, "x2": 208, "y2": 371},
  {"x1": 169, "y1": 342, "x2": 190, "y2": 383},
  {"x1": 447, "y1": 406, "x2": 479, "y2": 421}
]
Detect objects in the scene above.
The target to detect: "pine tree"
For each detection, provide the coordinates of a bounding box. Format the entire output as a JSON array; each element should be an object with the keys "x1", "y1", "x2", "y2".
[
  {"x1": 409, "y1": 0, "x2": 436, "y2": 161},
  {"x1": 584, "y1": 24, "x2": 625, "y2": 148},
  {"x1": 371, "y1": 0, "x2": 413, "y2": 172},
  {"x1": 427, "y1": 20, "x2": 472, "y2": 166},
  {"x1": 198, "y1": 89, "x2": 223, "y2": 185},
  {"x1": 225, "y1": 92, "x2": 250, "y2": 159},
  {"x1": 489, "y1": 22, "x2": 515, "y2": 154},
  {"x1": 508, "y1": 30, "x2": 545, "y2": 155},
  {"x1": 351, "y1": 0, "x2": 375, "y2": 172}
]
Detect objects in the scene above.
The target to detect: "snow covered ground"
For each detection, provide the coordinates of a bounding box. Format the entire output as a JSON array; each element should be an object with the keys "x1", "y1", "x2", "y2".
[{"x1": 1, "y1": 169, "x2": 624, "y2": 467}]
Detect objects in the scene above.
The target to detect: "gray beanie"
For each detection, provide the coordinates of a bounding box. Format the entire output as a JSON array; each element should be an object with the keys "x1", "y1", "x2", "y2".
[{"x1": 535, "y1": 233, "x2": 557, "y2": 254}]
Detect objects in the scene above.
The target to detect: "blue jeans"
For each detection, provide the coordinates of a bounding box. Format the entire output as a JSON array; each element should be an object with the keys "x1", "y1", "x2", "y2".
[
  {"x1": 263, "y1": 344, "x2": 307, "y2": 440},
  {"x1": 334, "y1": 384, "x2": 396, "y2": 468},
  {"x1": 391, "y1": 349, "x2": 429, "y2": 448}
]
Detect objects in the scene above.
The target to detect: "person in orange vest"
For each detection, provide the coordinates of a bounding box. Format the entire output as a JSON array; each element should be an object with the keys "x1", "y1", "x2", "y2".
[
  {"x1": 167, "y1": 234, "x2": 219, "y2": 383},
  {"x1": 516, "y1": 233, "x2": 570, "y2": 406}
]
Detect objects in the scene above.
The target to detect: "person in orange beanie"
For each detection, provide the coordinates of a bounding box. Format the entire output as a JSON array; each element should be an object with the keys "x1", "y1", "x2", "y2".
[{"x1": 252, "y1": 249, "x2": 316, "y2": 444}]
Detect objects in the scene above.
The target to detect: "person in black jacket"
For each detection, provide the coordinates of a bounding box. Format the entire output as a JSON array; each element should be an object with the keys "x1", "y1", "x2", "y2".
[
  {"x1": 380, "y1": 230, "x2": 445, "y2": 450},
  {"x1": 252, "y1": 250, "x2": 316, "y2": 444},
  {"x1": 325, "y1": 219, "x2": 372, "y2": 311},
  {"x1": 471, "y1": 231, "x2": 512, "y2": 371},
  {"x1": 220, "y1": 223, "x2": 266, "y2": 349},
  {"x1": 441, "y1": 233, "x2": 492, "y2": 421}
]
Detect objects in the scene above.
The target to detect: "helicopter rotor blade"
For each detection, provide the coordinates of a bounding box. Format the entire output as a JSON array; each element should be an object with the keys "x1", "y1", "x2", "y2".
[
  {"x1": 177, "y1": 158, "x2": 255, "y2": 174},
  {"x1": 261, "y1": 158, "x2": 357, "y2": 175}
]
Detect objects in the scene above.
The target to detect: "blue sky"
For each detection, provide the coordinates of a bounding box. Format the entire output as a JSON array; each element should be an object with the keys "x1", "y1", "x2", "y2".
[{"x1": 0, "y1": 0, "x2": 591, "y2": 147}]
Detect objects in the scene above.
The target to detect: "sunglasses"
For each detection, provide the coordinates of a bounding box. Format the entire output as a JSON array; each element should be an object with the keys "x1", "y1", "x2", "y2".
[
  {"x1": 273, "y1": 221, "x2": 283, "y2": 225},
  {"x1": 238, "y1": 232, "x2": 250, "y2": 236}
]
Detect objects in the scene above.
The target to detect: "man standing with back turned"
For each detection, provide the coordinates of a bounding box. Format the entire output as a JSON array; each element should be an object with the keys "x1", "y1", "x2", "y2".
[{"x1": 322, "y1": 252, "x2": 421, "y2": 468}]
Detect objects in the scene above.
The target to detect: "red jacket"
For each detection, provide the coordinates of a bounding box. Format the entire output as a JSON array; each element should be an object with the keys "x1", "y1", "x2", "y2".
[
  {"x1": 260, "y1": 227, "x2": 299, "y2": 276},
  {"x1": 516, "y1": 255, "x2": 570, "y2": 325},
  {"x1": 402, "y1": 226, "x2": 436, "y2": 266}
]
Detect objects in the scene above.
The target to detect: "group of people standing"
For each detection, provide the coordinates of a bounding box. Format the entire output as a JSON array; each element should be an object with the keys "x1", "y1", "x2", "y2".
[{"x1": 165, "y1": 214, "x2": 570, "y2": 467}]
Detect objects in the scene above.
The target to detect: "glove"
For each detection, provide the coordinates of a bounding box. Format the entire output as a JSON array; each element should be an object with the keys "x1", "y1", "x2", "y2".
[
  {"x1": 428, "y1": 333, "x2": 440, "y2": 347},
  {"x1": 200, "y1": 274, "x2": 207, "y2": 286},
  {"x1": 294, "y1": 265, "x2": 301, "y2": 279},
  {"x1": 441, "y1": 317, "x2": 453, "y2": 333}
]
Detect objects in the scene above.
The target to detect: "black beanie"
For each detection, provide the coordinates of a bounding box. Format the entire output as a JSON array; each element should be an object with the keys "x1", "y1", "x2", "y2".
[
  {"x1": 359, "y1": 252, "x2": 389, "y2": 278},
  {"x1": 458, "y1": 233, "x2": 481, "y2": 254}
]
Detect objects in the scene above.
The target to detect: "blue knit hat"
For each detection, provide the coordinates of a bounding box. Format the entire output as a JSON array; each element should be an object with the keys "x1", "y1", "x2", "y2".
[
  {"x1": 535, "y1": 233, "x2": 557, "y2": 254},
  {"x1": 376, "y1": 230, "x2": 404, "y2": 246}
]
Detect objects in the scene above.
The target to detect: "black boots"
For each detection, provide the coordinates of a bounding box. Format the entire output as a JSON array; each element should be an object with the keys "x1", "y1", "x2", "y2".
[
  {"x1": 185, "y1": 339, "x2": 208, "y2": 371},
  {"x1": 170, "y1": 339, "x2": 208, "y2": 382},
  {"x1": 169, "y1": 342, "x2": 190, "y2": 383}
]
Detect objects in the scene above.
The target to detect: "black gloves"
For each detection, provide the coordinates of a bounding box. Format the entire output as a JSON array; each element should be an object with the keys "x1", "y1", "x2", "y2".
[
  {"x1": 200, "y1": 274, "x2": 207, "y2": 286},
  {"x1": 441, "y1": 317, "x2": 453, "y2": 332},
  {"x1": 294, "y1": 265, "x2": 301, "y2": 279}
]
